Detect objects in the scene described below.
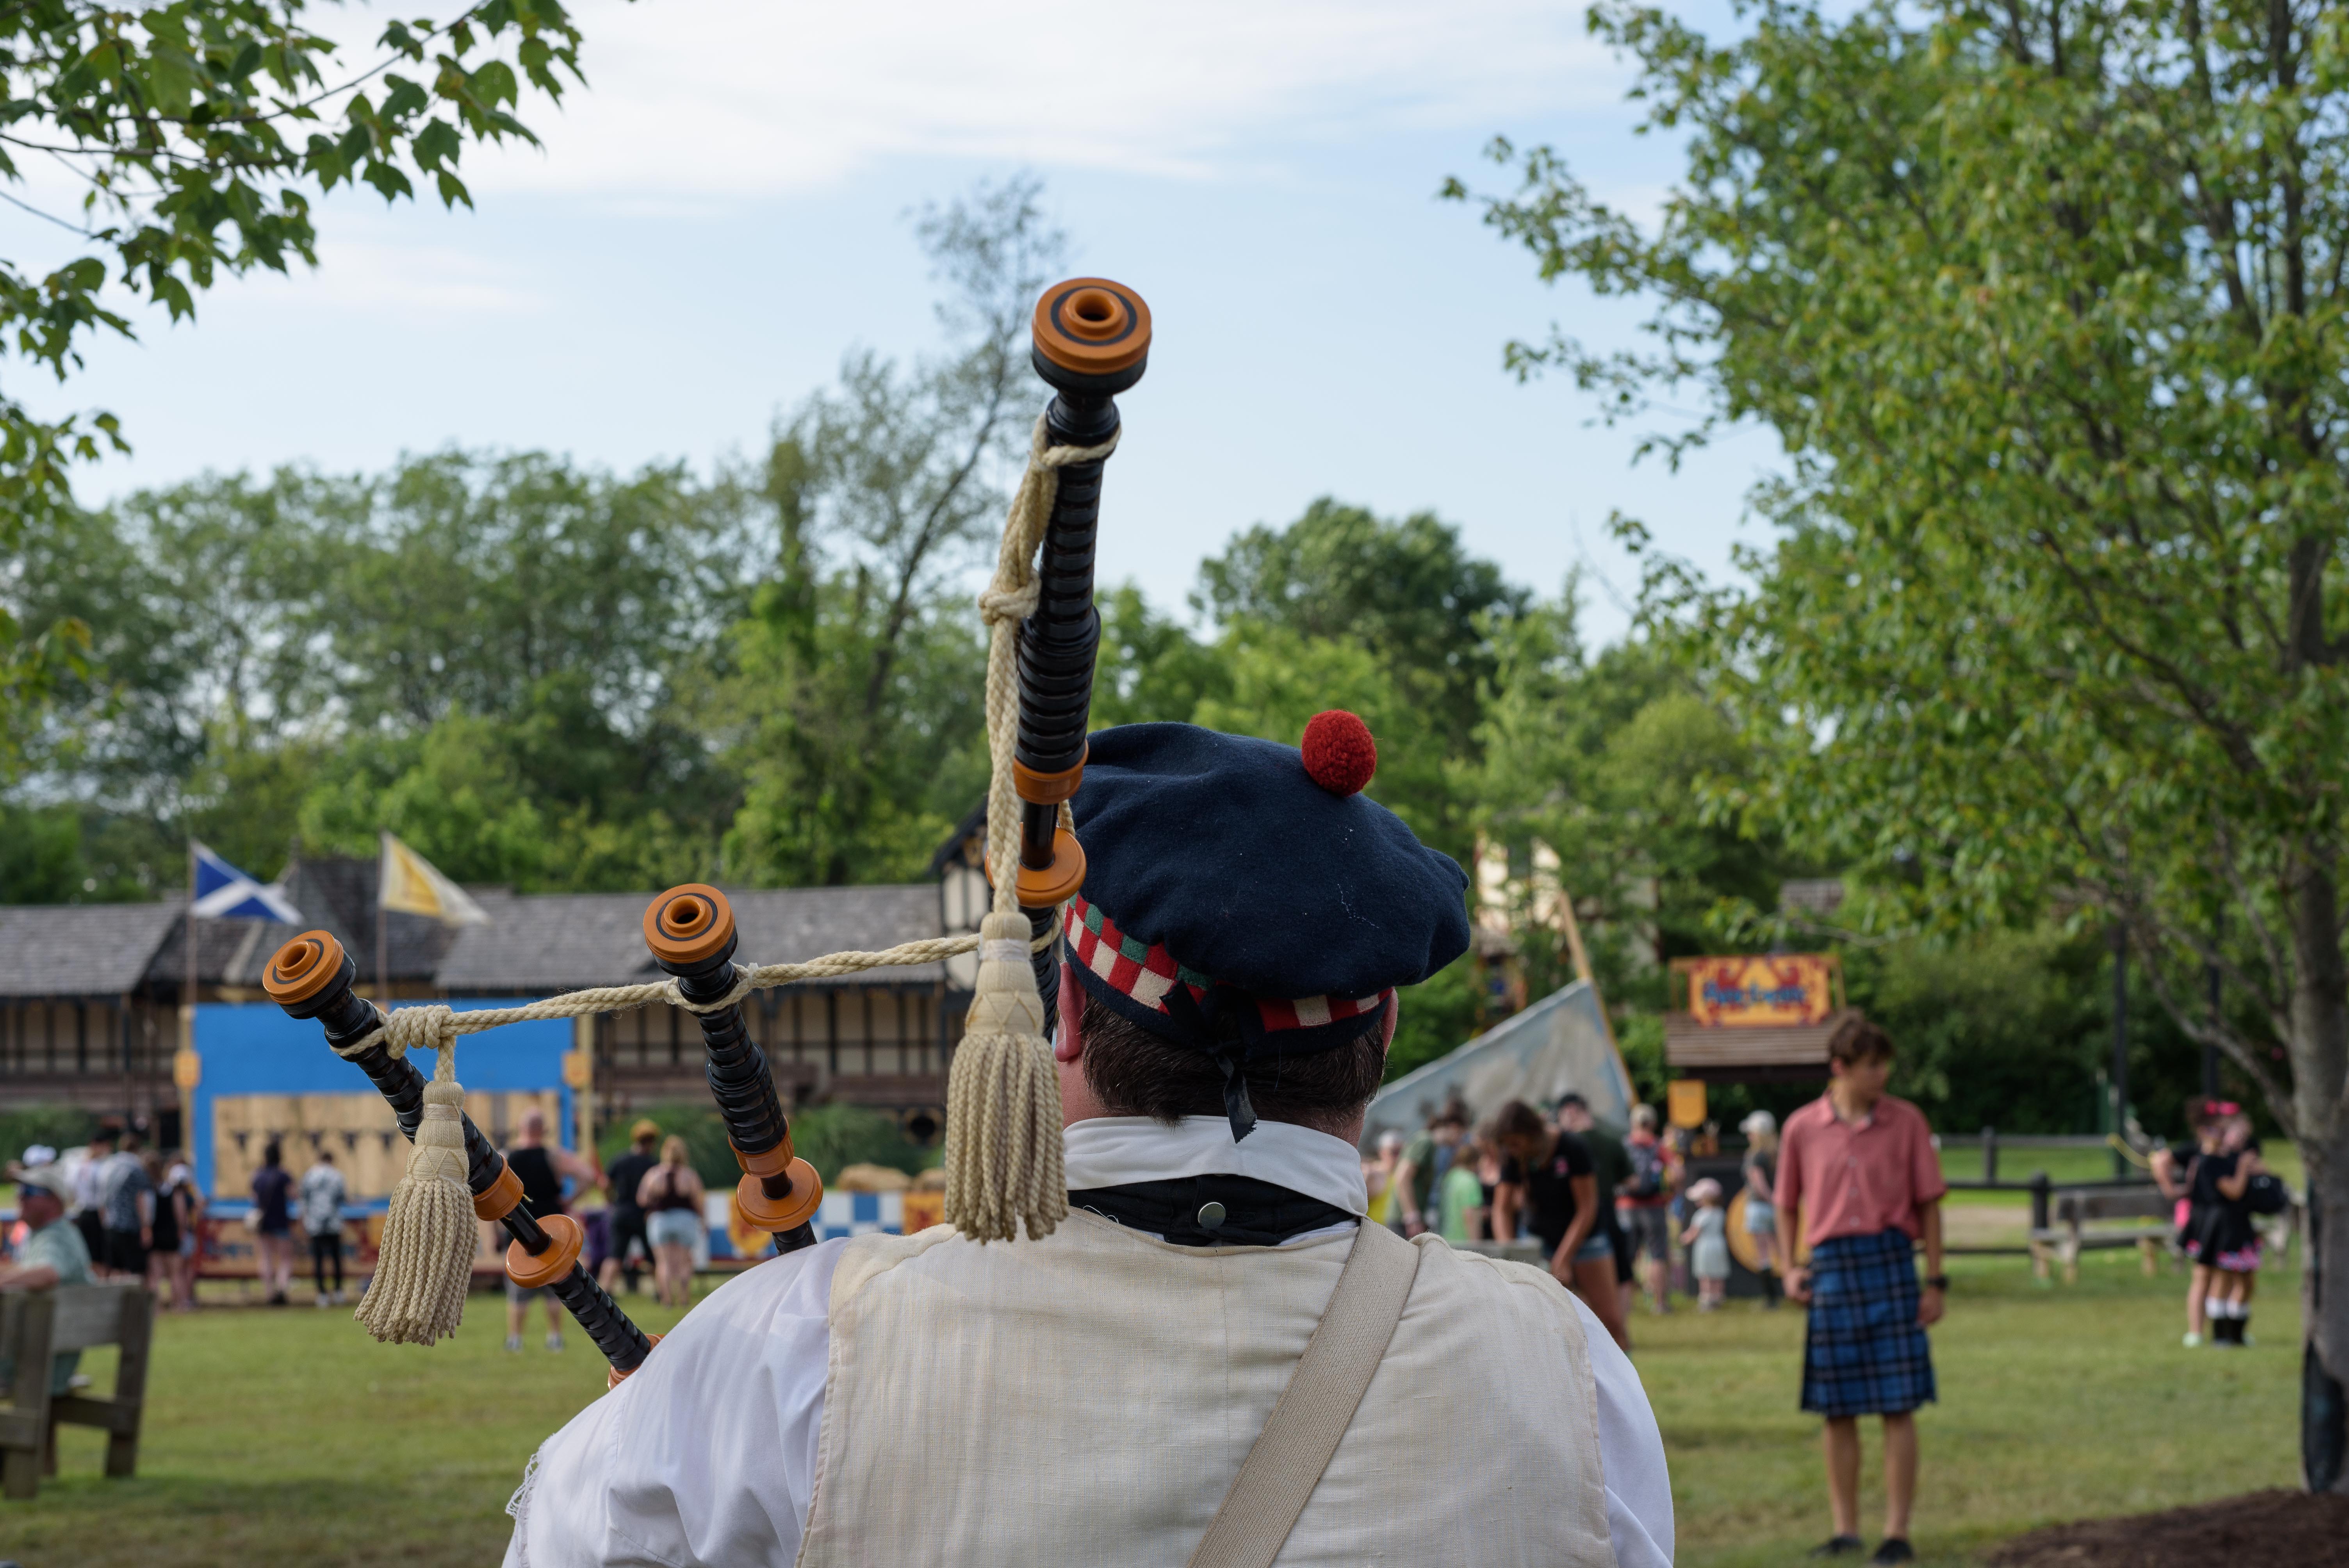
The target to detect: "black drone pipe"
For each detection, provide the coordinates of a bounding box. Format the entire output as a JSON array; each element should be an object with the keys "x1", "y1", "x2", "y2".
[
  {"x1": 1014, "y1": 277, "x2": 1152, "y2": 1035},
  {"x1": 262, "y1": 935, "x2": 652, "y2": 1374}
]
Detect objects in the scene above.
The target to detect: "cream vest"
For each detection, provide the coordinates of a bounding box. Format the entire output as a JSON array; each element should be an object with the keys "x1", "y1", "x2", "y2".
[{"x1": 794, "y1": 1213, "x2": 1616, "y2": 1567}]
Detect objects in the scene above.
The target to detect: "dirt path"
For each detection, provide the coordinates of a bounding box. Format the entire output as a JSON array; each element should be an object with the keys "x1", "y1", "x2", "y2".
[{"x1": 1987, "y1": 1489, "x2": 2349, "y2": 1566}]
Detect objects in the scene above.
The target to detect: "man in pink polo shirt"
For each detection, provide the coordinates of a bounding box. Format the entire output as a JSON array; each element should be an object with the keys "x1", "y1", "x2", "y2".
[{"x1": 1774, "y1": 1017, "x2": 1947, "y2": 1565}]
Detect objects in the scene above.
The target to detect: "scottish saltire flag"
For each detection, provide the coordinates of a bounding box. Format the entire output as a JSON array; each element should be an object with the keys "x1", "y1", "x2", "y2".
[{"x1": 191, "y1": 841, "x2": 304, "y2": 922}]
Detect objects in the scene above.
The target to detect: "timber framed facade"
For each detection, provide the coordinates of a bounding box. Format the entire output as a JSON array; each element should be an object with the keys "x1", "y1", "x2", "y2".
[{"x1": 0, "y1": 857, "x2": 977, "y2": 1144}]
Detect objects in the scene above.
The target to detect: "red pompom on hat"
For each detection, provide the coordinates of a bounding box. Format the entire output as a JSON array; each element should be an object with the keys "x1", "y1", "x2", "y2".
[{"x1": 1300, "y1": 710, "x2": 1377, "y2": 796}]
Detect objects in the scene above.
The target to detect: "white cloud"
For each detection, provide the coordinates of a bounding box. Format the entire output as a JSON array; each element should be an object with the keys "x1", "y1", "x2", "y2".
[
  {"x1": 262, "y1": 235, "x2": 547, "y2": 316},
  {"x1": 452, "y1": 0, "x2": 1617, "y2": 196}
]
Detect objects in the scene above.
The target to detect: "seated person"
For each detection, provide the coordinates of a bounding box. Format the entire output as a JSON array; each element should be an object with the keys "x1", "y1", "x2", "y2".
[{"x1": 0, "y1": 1164, "x2": 94, "y2": 1398}]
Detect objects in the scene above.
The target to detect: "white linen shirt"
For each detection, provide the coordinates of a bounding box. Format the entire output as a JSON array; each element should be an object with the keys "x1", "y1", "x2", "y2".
[{"x1": 503, "y1": 1117, "x2": 1675, "y2": 1568}]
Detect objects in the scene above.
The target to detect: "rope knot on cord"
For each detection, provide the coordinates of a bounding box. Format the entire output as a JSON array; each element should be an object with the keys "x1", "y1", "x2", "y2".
[{"x1": 383, "y1": 1003, "x2": 459, "y2": 1066}]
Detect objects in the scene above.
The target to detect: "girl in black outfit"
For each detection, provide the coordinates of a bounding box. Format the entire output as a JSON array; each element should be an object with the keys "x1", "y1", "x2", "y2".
[
  {"x1": 2195, "y1": 1110, "x2": 2267, "y2": 1345},
  {"x1": 2155, "y1": 1101, "x2": 2265, "y2": 1347}
]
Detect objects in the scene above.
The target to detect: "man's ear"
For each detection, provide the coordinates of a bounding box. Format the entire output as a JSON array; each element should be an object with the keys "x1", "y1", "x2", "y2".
[
  {"x1": 1377, "y1": 992, "x2": 1399, "y2": 1053},
  {"x1": 1054, "y1": 960, "x2": 1086, "y2": 1064}
]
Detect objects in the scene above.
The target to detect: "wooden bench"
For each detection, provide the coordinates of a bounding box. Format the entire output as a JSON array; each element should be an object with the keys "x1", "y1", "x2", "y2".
[
  {"x1": 0, "y1": 1285, "x2": 153, "y2": 1498},
  {"x1": 2030, "y1": 1186, "x2": 2176, "y2": 1285}
]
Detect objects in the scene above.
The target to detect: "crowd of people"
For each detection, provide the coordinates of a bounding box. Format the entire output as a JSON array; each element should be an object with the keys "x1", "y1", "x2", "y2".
[
  {"x1": 34, "y1": 1126, "x2": 207, "y2": 1310},
  {"x1": 0, "y1": 1109, "x2": 713, "y2": 1333},
  {"x1": 1364, "y1": 1017, "x2": 1948, "y2": 1566},
  {"x1": 1363, "y1": 1088, "x2": 1779, "y2": 1350}
]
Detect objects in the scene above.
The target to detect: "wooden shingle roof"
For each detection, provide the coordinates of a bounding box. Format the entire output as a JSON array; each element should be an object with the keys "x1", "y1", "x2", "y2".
[{"x1": 0, "y1": 901, "x2": 184, "y2": 997}]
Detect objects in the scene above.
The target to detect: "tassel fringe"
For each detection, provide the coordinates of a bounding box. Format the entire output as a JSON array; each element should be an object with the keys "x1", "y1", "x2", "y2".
[
  {"x1": 355, "y1": 1077, "x2": 478, "y2": 1345},
  {"x1": 943, "y1": 911, "x2": 1067, "y2": 1242}
]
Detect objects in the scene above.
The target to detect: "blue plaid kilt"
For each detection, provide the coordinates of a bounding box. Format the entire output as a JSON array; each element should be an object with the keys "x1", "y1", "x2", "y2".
[{"x1": 1801, "y1": 1228, "x2": 1936, "y2": 1418}]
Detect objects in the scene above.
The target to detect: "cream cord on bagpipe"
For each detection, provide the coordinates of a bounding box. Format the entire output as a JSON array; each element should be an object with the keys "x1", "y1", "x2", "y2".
[
  {"x1": 947, "y1": 415, "x2": 1117, "y2": 1242},
  {"x1": 322, "y1": 932, "x2": 1043, "y2": 1061}
]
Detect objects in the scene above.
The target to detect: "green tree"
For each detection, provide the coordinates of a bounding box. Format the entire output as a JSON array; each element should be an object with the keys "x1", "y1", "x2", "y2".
[
  {"x1": 14, "y1": 471, "x2": 321, "y2": 809},
  {"x1": 13, "y1": 452, "x2": 752, "y2": 893},
  {"x1": 1457, "y1": 0, "x2": 2349, "y2": 1481},
  {"x1": 1474, "y1": 593, "x2": 1789, "y2": 1016},
  {"x1": 1197, "y1": 499, "x2": 1526, "y2": 755},
  {"x1": 0, "y1": 0, "x2": 599, "y2": 768},
  {"x1": 717, "y1": 176, "x2": 1061, "y2": 886},
  {"x1": 1090, "y1": 585, "x2": 1232, "y2": 731},
  {"x1": 286, "y1": 453, "x2": 752, "y2": 888}
]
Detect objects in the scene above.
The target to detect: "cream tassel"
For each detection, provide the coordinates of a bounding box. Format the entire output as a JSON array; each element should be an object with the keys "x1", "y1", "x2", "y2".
[
  {"x1": 355, "y1": 1007, "x2": 478, "y2": 1345},
  {"x1": 944, "y1": 911, "x2": 1066, "y2": 1241}
]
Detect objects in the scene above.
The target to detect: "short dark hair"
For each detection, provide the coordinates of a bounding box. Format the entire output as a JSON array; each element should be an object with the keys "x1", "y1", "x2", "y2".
[
  {"x1": 1077, "y1": 993, "x2": 1387, "y2": 1136},
  {"x1": 1827, "y1": 1017, "x2": 1895, "y2": 1067},
  {"x1": 1556, "y1": 1092, "x2": 1590, "y2": 1113},
  {"x1": 263, "y1": 1142, "x2": 282, "y2": 1167},
  {"x1": 1483, "y1": 1099, "x2": 1547, "y2": 1143}
]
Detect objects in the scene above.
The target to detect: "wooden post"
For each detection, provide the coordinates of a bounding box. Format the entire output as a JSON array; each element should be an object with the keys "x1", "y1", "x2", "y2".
[
  {"x1": 0, "y1": 1292, "x2": 55, "y2": 1499},
  {"x1": 103, "y1": 1288, "x2": 151, "y2": 1477},
  {"x1": 182, "y1": 838, "x2": 198, "y2": 1075},
  {"x1": 569, "y1": 1015, "x2": 597, "y2": 1159},
  {"x1": 1555, "y1": 879, "x2": 1637, "y2": 1103}
]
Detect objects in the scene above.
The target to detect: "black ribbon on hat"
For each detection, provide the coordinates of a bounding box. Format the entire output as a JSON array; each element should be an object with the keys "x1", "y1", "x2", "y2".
[
  {"x1": 1212, "y1": 1042, "x2": 1257, "y2": 1143},
  {"x1": 1162, "y1": 983, "x2": 1259, "y2": 1142}
]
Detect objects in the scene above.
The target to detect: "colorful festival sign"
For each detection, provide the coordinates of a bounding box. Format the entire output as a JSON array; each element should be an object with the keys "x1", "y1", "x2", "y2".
[{"x1": 1681, "y1": 954, "x2": 1839, "y2": 1027}]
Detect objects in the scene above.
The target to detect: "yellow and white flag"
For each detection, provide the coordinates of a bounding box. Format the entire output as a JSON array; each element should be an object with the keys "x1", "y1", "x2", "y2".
[{"x1": 379, "y1": 832, "x2": 490, "y2": 927}]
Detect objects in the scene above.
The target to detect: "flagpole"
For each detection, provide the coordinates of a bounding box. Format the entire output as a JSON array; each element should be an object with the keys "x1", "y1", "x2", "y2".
[
  {"x1": 376, "y1": 831, "x2": 390, "y2": 1003},
  {"x1": 184, "y1": 837, "x2": 198, "y2": 1055}
]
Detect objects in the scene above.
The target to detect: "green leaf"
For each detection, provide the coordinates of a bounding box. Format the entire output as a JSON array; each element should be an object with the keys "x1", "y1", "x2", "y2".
[{"x1": 411, "y1": 117, "x2": 460, "y2": 171}]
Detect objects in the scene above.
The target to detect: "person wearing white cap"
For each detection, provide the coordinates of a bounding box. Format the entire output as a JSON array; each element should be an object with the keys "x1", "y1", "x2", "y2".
[
  {"x1": 0, "y1": 1164, "x2": 94, "y2": 1397},
  {"x1": 1742, "y1": 1108, "x2": 1784, "y2": 1308}
]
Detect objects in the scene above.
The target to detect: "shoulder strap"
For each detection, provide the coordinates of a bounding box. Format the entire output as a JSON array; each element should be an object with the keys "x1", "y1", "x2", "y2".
[{"x1": 1185, "y1": 1222, "x2": 1422, "y2": 1568}]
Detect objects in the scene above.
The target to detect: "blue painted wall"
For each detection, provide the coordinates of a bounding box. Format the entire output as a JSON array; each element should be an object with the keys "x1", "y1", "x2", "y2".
[{"x1": 192, "y1": 1000, "x2": 573, "y2": 1203}]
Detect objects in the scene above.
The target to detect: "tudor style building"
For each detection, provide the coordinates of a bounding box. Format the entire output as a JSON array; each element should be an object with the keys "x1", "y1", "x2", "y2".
[{"x1": 0, "y1": 853, "x2": 980, "y2": 1146}]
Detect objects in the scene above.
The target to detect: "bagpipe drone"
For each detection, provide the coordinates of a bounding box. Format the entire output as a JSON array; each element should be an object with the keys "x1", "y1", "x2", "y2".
[{"x1": 258, "y1": 278, "x2": 1151, "y2": 1378}]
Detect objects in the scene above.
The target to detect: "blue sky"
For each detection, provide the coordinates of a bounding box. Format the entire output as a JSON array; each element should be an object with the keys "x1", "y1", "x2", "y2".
[{"x1": 29, "y1": 0, "x2": 1780, "y2": 647}]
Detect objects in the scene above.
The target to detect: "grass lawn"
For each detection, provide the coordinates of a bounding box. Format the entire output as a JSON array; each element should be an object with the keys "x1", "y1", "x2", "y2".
[
  {"x1": 1645, "y1": 1245, "x2": 2302, "y2": 1567},
  {"x1": 0, "y1": 1285, "x2": 703, "y2": 1568},
  {"x1": 0, "y1": 1249, "x2": 2305, "y2": 1566}
]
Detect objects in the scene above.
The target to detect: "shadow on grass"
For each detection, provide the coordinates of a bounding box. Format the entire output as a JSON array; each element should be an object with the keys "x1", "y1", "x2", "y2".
[{"x1": 0, "y1": 1472, "x2": 516, "y2": 1568}]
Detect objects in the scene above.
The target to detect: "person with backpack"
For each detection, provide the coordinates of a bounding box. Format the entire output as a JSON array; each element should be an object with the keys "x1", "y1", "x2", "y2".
[
  {"x1": 2152, "y1": 1101, "x2": 2229, "y2": 1345},
  {"x1": 1616, "y1": 1104, "x2": 1677, "y2": 1313},
  {"x1": 2199, "y1": 1108, "x2": 2274, "y2": 1346}
]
